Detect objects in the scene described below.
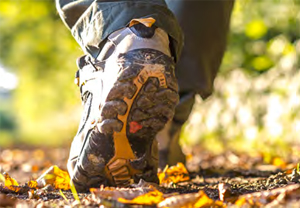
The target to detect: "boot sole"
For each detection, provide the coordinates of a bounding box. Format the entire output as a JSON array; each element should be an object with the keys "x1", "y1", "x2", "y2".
[
  {"x1": 74, "y1": 49, "x2": 178, "y2": 189},
  {"x1": 103, "y1": 49, "x2": 178, "y2": 186}
]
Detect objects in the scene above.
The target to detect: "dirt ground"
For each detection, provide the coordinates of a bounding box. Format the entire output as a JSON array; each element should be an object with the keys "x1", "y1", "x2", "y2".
[{"x1": 1, "y1": 146, "x2": 300, "y2": 207}]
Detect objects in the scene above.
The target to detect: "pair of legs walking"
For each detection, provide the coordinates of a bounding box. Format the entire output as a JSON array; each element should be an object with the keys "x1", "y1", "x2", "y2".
[{"x1": 56, "y1": 0, "x2": 234, "y2": 191}]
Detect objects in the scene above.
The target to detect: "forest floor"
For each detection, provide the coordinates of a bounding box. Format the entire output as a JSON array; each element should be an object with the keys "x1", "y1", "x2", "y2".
[{"x1": 1, "y1": 146, "x2": 300, "y2": 207}]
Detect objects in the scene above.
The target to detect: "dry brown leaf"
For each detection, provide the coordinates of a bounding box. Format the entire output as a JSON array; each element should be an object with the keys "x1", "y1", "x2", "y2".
[
  {"x1": 118, "y1": 189, "x2": 164, "y2": 205},
  {"x1": 158, "y1": 190, "x2": 223, "y2": 208},
  {"x1": 218, "y1": 183, "x2": 239, "y2": 203},
  {"x1": 265, "y1": 192, "x2": 286, "y2": 208},
  {"x1": 218, "y1": 183, "x2": 230, "y2": 201},
  {"x1": 0, "y1": 194, "x2": 17, "y2": 207},
  {"x1": 90, "y1": 185, "x2": 155, "y2": 203},
  {"x1": 36, "y1": 165, "x2": 70, "y2": 190},
  {"x1": 158, "y1": 191, "x2": 200, "y2": 208},
  {"x1": 158, "y1": 162, "x2": 190, "y2": 185},
  {"x1": 235, "y1": 184, "x2": 300, "y2": 207}
]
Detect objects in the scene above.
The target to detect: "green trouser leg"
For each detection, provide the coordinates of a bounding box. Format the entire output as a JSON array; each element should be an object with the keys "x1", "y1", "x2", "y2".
[
  {"x1": 56, "y1": 0, "x2": 183, "y2": 60},
  {"x1": 157, "y1": 0, "x2": 234, "y2": 168},
  {"x1": 156, "y1": 92, "x2": 196, "y2": 168},
  {"x1": 167, "y1": 0, "x2": 234, "y2": 98}
]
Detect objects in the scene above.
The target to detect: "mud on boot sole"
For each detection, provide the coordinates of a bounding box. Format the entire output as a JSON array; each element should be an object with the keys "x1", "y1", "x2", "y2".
[{"x1": 75, "y1": 49, "x2": 178, "y2": 189}]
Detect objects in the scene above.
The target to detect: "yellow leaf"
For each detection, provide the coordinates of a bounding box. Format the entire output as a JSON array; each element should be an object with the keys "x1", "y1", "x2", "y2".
[
  {"x1": 118, "y1": 189, "x2": 164, "y2": 205},
  {"x1": 158, "y1": 162, "x2": 190, "y2": 185},
  {"x1": 28, "y1": 180, "x2": 38, "y2": 188},
  {"x1": 3, "y1": 173, "x2": 20, "y2": 192},
  {"x1": 53, "y1": 165, "x2": 71, "y2": 190},
  {"x1": 36, "y1": 165, "x2": 71, "y2": 190},
  {"x1": 235, "y1": 198, "x2": 247, "y2": 207},
  {"x1": 272, "y1": 157, "x2": 286, "y2": 169},
  {"x1": 193, "y1": 191, "x2": 219, "y2": 207},
  {"x1": 4, "y1": 173, "x2": 19, "y2": 187},
  {"x1": 0, "y1": 173, "x2": 5, "y2": 183}
]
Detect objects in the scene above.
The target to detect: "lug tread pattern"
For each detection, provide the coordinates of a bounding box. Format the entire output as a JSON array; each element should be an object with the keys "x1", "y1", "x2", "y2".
[
  {"x1": 101, "y1": 49, "x2": 178, "y2": 185},
  {"x1": 73, "y1": 49, "x2": 178, "y2": 190}
]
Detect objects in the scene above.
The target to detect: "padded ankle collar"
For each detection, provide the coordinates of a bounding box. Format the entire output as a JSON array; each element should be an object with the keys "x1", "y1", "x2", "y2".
[{"x1": 129, "y1": 23, "x2": 157, "y2": 39}]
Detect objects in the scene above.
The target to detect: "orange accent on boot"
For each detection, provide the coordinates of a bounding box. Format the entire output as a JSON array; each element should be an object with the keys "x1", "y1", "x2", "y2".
[
  {"x1": 129, "y1": 121, "x2": 143, "y2": 133},
  {"x1": 129, "y1": 17, "x2": 156, "y2": 28},
  {"x1": 105, "y1": 64, "x2": 167, "y2": 186}
]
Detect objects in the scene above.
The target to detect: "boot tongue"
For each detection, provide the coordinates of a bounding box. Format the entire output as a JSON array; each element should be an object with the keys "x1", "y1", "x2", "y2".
[
  {"x1": 129, "y1": 17, "x2": 157, "y2": 39},
  {"x1": 129, "y1": 23, "x2": 157, "y2": 39},
  {"x1": 129, "y1": 17, "x2": 156, "y2": 28}
]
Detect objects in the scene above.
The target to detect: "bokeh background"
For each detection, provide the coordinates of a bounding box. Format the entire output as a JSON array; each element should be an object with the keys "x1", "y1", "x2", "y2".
[{"x1": 0, "y1": 0, "x2": 300, "y2": 160}]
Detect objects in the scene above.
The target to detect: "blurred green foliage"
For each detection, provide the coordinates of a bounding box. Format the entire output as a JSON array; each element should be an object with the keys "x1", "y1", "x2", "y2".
[
  {"x1": 221, "y1": 0, "x2": 300, "y2": 74},
  {"x1": 0, "y1": 0, "x2": 82, "y2": 146},
  {"x1": 0, "y1": 0, "x2": 299, "y2": 157},
  {"x1": 182, "y1": 0, "x2": 300, "y2": 158}
]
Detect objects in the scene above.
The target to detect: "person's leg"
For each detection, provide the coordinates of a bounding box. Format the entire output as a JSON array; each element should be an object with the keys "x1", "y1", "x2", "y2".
[
  {"x1": 56, "y1": 0, "x2": 183, "y2": 191},
  {"x1": 157, "y1": 0, "x2": 235, "y2": 168},
  {"x1": 56, "y1": 0, "x2": 183, "y2": 59}
]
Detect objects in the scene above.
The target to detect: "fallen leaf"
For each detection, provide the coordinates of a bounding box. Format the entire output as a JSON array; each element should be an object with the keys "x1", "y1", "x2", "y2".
[
  {"x1": 3, "y1": 172, "x2": 18, "y2": 187},
  {"x1": 31, "y1": 165, "x2": 39, "y2": 172},
  {"x1": 28, "y1": 180, "x2": 38, "y2": 188},
  {"x1": 0, "y1": 194, "x2": 17, "y2": 207},
  {"x1": 265, "y1": 192, "x2": 286, "y2": 208},
  {"x1": 158, "y1": 191, "x2": 200, "y2": 208},
  {"x1": 158, "y1": 190, "x2": 223, "y2": 208},
  {"x1": 90, "y1": 185, "x2": 156, "y2": 204},
  {"x1": 272, "y1": 157, "x2": 286, "y2": 169},
  {"x1": 118, "y1": 189, "x2": 164, "y2": 205},
  {"x1": 0, "y1": 173, "x2": 5, "y2": 183},
  {"x1": 218, "y1": 183, "x2": 231, "y2": 201},
  {"x1": 36, "y1": 165, "x2": 70, "y2": 190},
  {"x1": 218, "y1": 183, "x2": 239, "y2": 203},
  {"x1": 3, "y1": 172, "x2": 20, "y2": 192},
  {"x1": 194, "y1": 191, "x2": 224, "y2": 208},
  {"x1": 235, "y1": 198, "x2": 247, "y2": 207},
  {"x1": 158, "y1": 162, "x2": 190, "y2": 185},
  {"x1": 235, "y1": 184, "x2": 300, "y2": 207}
]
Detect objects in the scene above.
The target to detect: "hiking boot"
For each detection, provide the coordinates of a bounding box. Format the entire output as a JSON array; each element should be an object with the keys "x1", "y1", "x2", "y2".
[
  {"x1": 156, "y1": 92, "x2": 195, "y2": 169},
  {"x1": 67, "y1": 18, "x2": 179, "y2": 192},
  {"x1": 157, "y1": 121, "x2": 185, "y2": 169}
]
